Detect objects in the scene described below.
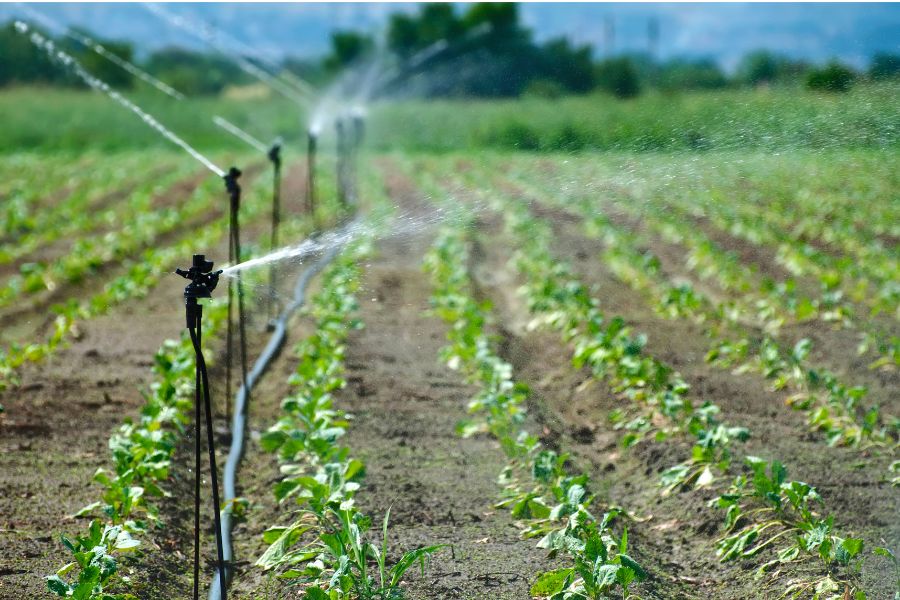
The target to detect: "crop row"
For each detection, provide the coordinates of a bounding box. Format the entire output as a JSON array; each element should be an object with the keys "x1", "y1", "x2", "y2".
[
  {"x1": 499, "y1": 155, "x2": 898, "y2": 368},
  {"x1": 496, "y1": 166, "x2": 897, "y2": 451},
  {"x1": 0, "y1": 153, "x2": 114, "y2": 238},
  {"x1": 0, "y1": 160, "x2": 266, "y2": 389},
  {"x1": 422, "y1": 196, "x2": 648, "y2": 598},
  {"x1": 406, "y1": 158, "x2": 880, "y2": 599},
  {"x1": 0, "y1": 158, "x2": 191, "y2": 269},
  {"x1": 572, "y1": 153, "x2": 898, "y2": 317},
  {"x1": 257, "y1": 238, "x2": 443, "y2": 598},
  {"x1": 47, "y1": 300, "x2": 229, "y2": 599},
  {"x1": 41, "y1": 160, "x2": 317, "y2": 598},
  {"x1": 0, "y1": 162, "x2": 248, "y2": 310}
]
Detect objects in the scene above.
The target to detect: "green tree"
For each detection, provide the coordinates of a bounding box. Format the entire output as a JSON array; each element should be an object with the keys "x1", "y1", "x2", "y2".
[
  {"x1": 806, "y1": 61, "x2": 855, "y2": 92},
  {"x1": 538, "y1": 38, "x2": 595, "y2": 94},
  {"x1": 144, "y1": 48, "x2": 247, "y2": 95},
  {"x1": 324, "y1": 31, "x2": 374, "y2": 71},
  {"x1": 67, "y1": 29, "x2": 135, "y2": 89},
  {"x1": 736, "y1": 50, "x2": 809, "y2": 86},
  {"x1": 0, "y1": 22, "x2": 69, "y2": 86},
  {"x1": 737, "y1": 50, "x2": 780, "y2": 85},
  {"x1": 869, "y1": 53, "x2": 900, "y2": 80},
  {"x1": 657, "y1": 58, "x2": 727, "y2": 91},
  {"x1": 595, "y1": 57, "x2": 641, "y2": 98},
  {"x1": 463, "y1": 2, "x2": 519, "y2": 35}
]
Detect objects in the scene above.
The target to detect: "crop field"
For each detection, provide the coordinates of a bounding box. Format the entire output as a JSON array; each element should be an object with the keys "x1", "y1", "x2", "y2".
[{"x1": 0, "y1": 57, "x2": 897, "y2": 600}]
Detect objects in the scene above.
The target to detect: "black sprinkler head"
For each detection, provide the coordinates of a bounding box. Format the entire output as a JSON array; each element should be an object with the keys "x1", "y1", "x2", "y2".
[
  {"x1": 267, "y1": 143, "x2": 281, "y2": 164},
  {"x1": 176, "y1": 254, "x2": 222, "y2": 300},
  {"x1": 224, "y1": 166, "x2": 242, "y2": 193}
]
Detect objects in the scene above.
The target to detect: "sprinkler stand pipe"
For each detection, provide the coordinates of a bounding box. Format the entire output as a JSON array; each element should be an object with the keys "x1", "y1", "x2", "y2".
[
  {"x1": 267, "y1": 142, "x2": 282, "y2": 323},
  {"x1": 224, "y1": 168, "x2": 250, "y2": 428},
  {"x1": 175, "y1": 254, "x2": 227, "y2": 600},
  {"x1": 307, "y1": 129, "x2": 318, "y2": 227},
  {"x1": 336, "y1": 118, "x2": 348, "y2": 211}
]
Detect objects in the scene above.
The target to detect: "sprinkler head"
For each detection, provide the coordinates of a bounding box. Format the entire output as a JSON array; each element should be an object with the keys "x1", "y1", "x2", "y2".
[
  {"x1": 176, "y1": 254, "x2": 222, "y2": 300},
  {"x1": 267, "y1": 143, "x2": 281, "y2": 166},
  {"x1": 224, "y1": 166, "x2": 242, "y2": 195}
]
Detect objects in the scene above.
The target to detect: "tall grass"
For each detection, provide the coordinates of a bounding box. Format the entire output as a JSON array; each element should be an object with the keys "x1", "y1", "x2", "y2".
[
  {"x1": 1, "y1": 82, "x2": 897, "y2": 154},
  {"x1": 0, "y1": 86, "x2": 304, "y2": 153},
  {"x1": 368, "y1": 83, "x2": 900, "y2": 153}
]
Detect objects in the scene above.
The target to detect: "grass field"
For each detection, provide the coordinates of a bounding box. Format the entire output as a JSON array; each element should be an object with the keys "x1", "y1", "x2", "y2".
[{"x1": 0, "y1": 83, "x2": 896, "y2": 600}]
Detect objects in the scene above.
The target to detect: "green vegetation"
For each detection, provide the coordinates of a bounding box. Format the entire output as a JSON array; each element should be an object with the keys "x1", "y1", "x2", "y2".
[
  {"x1": 0, "y1": 88, "x2": 300, "y2": 152},
  {"x1": 48, "y1": 303, "x2": 228, "y2": 600},
  {"x1": 402, "y1": 151, "x2": 894, "y2": 598},
  {"x1": 421, "y1": 199, "x2": 646, "y2": 600},
  {"x1": 257, "y1": 241, "x2": 444, "y2": 598},
  {"x1": 1, "y1": 80, "x2": 895, "y2": 155},
  {"x1": 368, "y1": 83, "x2": 899, "y2": 152}
]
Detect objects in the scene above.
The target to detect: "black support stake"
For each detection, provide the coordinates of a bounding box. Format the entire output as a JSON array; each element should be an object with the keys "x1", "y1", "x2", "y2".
[
  {"x1": 307, "y1": 130, "x2": 318, "y2": 229},
  {"x1": 267, "y1": 143, "x2": 282, "y2": 324},
  {"x1": 350, "y1": 113, "x2": 365, "y2": 207},
  {"x1": 224, "y1": 167, "x2": 250, "y2": 429},
  {"x1": 336, "y1": 118, "x2": 348, "y2": 211},
  {"x1": 176, "y1": 255, "x2": 227, "y2": 600}
]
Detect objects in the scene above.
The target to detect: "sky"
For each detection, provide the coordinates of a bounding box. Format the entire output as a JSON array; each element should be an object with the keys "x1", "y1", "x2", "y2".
[{"x1": 2, "y1": 3, "x2": 898, "y2": 71}]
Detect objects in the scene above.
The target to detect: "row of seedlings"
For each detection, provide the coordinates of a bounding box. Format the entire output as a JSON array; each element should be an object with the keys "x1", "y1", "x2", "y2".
[
  {"x1": 0, "y1": 158, "x2": 269, "y2": 388},
  {"x1": 494, "y1": 160, "x2": 897, "y2": 451},
  {"x1": 47, "y1": 302, "x2": 228, "y2": 599},
  {"x1": 500, "y1": 155, "x2": 898, "y2": 368},
  {"x1": 486, "y1": 191, "x2": 881, "y2": 599},
  {"x1": 257, "y1": 238, "x2": 444, "y2": 598},
  {"x1": 0, "y1": 155, "x2": 189, "y2": 269},
  {"x1": 44, "y1": 158, "x2": 302, "y2": 598},
  {"x1": 422, "y1": 210, "x2": 648, "y2": 598},
  {"x1": 0, "y1": 161, "x2": 262, "y2": 312},
  {"x1": 0, "y1": 153, "x2": 131, "y2": 240},
  {"x1": 407, "y1": 158, "x2": 881, "y2": 598}
]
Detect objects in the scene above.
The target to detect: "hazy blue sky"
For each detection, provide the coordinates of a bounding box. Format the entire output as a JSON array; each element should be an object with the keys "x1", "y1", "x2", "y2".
[{"x1": 4, "y1": 3, "x2": 898, "y2": 70}]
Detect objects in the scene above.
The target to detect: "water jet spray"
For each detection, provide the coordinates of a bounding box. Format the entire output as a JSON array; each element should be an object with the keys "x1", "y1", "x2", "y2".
[
  {"x1": 15, "y1": 3, "x2": 185, "y2": 100},
  {"x1": 14, "y1": 21, "x2": 224, "y2": 177},
  {"x1": 144, "y1": 2, "x2": 312, "y2": 106}
]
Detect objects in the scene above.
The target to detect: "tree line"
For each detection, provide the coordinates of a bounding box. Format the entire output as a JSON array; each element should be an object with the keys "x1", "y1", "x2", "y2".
[{"x1": 1, "y1": 3, "x2": 898, "y2": 98}]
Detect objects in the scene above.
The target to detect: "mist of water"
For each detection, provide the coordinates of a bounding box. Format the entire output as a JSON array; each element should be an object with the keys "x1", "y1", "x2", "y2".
[
  {"x1": 16, "y1": 3, "x2": 185, "y2": 100},
  {"x1": 221, "y1": 200, "x2": 483, "y2": 278},
  {"x1": 143, "y1": 2, "x2": 312, "y2": 106},
  {"x1": 14, "y1": 21, "x2": 225, "y2": 177},
  {"x1": 213, "y1": 116, "x2": 269, "y2": 154}
]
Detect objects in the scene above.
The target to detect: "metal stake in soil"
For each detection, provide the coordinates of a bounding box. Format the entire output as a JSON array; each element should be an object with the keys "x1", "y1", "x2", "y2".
[
  {"x1": 349, "y1": 112, "x2": 366, "y2": 206},
  {"x1": 224, "y1": 167, "x2": 250, "y2": 426},
  {"x1": 307, "y1": 129, "x2": 318, "y2": 228},
  {"x1": 176, "y1": 254, "x2": 227, "y2": 600},
  {"x1": 336, "y1": 118, "x2": 348, "y2": 211},
  {"x1": 267, "y1": 142, "x2": 282, "y2": 324}
]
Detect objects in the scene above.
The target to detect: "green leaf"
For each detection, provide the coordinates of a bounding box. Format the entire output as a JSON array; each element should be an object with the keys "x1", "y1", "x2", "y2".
[
  {"x1": 255, "y1": 524, "x2": 311, "y2": 570},
  {"x1": 595, "y1": 564, "x2": 619, "y2": 588},
  {"x1": 389, "y1": 545, "x2": 446, "y2": 587},
  {"x1": 873, "y1": 546, "x2": 895, "y2": 562},
  {"x1": 304, "y1": 587, "x2": 330, "y2": 600},
  {"x1": 530, "y1": 568, "x2": 574, "y2": 596},
  {"x1": 46, "y1": 575, "x2": 70, "y2": 596},
  {"x1": 618, "y1": 554, "x2": 647, "y2": 581}
]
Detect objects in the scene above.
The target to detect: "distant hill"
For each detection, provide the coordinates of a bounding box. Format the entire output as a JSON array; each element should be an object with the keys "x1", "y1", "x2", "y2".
[{"x1": 2, "y1": 2, "x2": 898, "y2": 69}]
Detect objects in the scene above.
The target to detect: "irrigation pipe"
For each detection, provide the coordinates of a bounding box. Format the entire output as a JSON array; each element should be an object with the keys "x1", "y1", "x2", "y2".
[{"x1": 208, "y1": 240, "x2": 345, "y2": 600}]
